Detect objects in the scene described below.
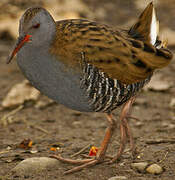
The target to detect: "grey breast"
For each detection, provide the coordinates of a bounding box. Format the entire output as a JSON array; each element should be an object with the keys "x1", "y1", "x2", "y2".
[{"x1": 16, "y1": 44, "x2": 94, "y2": 112}]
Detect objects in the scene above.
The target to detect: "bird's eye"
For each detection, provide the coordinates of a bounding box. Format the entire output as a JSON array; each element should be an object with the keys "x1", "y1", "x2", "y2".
[{"x1": 32, "y1": 23, "x2": 40, "y2": 29}]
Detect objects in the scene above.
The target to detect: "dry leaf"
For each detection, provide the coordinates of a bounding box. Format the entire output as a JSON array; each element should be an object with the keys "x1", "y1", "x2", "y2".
[{"x1": 19, "y1": 139, "x2": 33, "y2": 149}]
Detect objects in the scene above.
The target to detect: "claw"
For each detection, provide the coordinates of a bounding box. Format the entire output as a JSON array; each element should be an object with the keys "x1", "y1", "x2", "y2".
[{"x1": 50, "y1": 97, "x2": 137, "y2": 173}]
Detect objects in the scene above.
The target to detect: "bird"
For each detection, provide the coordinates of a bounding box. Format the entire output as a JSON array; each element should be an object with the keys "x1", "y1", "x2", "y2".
[{"x1": 7, "y1": 2, "x2": 173, "y2": 174}]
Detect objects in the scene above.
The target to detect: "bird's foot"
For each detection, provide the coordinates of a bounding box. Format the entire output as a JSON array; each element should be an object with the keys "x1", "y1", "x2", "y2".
[
  {"x1": 50, "y1": 154, "x2": 105, "y2": 174},
  {"x1": 51, "y1": 113, "x2": 116, "y2": 174},
  {"x1": 50, "y1": 98, "x2": 138, "y2": 174}
]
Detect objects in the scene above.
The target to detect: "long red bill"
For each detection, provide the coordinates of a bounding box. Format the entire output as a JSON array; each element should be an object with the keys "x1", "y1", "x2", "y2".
[{"x1": 6, "y1": 34, "x2": 32, "y2": 64}]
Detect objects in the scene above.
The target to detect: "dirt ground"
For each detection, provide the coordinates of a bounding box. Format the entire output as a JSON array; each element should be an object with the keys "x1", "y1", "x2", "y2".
[{"x1": 0, "y1": 0, "x2": 175, "y2": 180}]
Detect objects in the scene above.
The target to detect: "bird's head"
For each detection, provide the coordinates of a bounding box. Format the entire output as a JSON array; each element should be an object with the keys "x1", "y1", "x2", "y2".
[{"x1": 7, "y1": 7, "x2": 56, "y2": 64}]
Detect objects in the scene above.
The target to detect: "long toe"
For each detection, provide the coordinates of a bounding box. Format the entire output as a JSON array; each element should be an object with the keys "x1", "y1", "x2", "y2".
[
  {"x1": 50, "y1": 154, "x2": 103, "y2": 174},
  {"x1": 50, "y1": 154, "x2": 94, "y2": 165}
]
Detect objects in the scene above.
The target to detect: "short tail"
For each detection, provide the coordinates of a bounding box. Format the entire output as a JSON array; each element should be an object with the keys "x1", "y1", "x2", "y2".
[{"x1": 128, "y1": 2, "x2": 173, "y2": 70}]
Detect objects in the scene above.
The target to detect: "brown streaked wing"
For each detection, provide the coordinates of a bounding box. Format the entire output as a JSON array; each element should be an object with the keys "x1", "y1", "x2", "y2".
[{"x1": 50, "y1": 19, "x2": 172, "y2": 85}]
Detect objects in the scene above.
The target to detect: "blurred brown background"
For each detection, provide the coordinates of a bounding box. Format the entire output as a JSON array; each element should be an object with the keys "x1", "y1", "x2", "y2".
[{"x1": 0, "y1": 0, "x2": 175, "y2": 180}]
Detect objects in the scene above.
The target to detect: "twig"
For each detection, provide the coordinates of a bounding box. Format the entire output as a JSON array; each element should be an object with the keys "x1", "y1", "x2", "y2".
[
  {"x1": 0, "y1": 105, "x2": 24, "y2": 126},
  {"x1": 22, "y1": 118, "x2": 49, "y2": 134},
  {"x1": 146, "y1": 139, "x2": 175, "y2": 144},
  {"x1": 29, "y1": 124, "x2": 49, "y2": 134},
  {"x1": 71, "y1": 144, "x2": 91, "y2": 157},
  {"x1": 127, "y1": 116, "x2": 140, "y2": 121},
  {"x1": 0, "y1": 150, "x2": 10, "y2": 155},
  {"x1": 159, "y1": 151, "x2": 168, "y2": 163}
]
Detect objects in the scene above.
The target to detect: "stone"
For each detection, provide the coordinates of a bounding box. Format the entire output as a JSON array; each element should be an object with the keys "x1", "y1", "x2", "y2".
[
  {"x1": 11, "y1": 157, "x2": 60, "y2": 176},
  {"x1": 146, "y1": 163, "x2": 163, "y2": 174},
  {"x1": 2, "y1": 80, "x2": 40, "y2": 108},
  {"x1": 131, "y1": 162, "x2": 148, "y2": 173}
]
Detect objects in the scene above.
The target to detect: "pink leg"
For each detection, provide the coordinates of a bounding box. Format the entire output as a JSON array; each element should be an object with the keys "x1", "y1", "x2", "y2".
[
  {"x1": 51, "y1": 113, "x2": 116, "y2": 174},
  {"x1": 110, "y1": 97, "x2": 136, "y2": 163}
]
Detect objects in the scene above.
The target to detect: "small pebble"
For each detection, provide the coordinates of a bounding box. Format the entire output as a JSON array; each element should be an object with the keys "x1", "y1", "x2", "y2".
[
  {"x1": 30, "y1": 150, "x2": 38, "y2": 154},
  {"x1": 161, "y1": 122, "x2": 175, "y2": 129},
  {"x1": 135, "y1": 121, "x2": 144, "y2": 127},
  {"x1": 131, "y1": 162, "x2": 148, "y2": 173},
  {"x1": 72, "y1": 121, "x2": 82, "y2": 127},
  {"x1": 146, "y1": 164, "x2": 163, "y2": 174},
  {"x1": 108, "y1": 176, "x2": 127, "y2": 180}
]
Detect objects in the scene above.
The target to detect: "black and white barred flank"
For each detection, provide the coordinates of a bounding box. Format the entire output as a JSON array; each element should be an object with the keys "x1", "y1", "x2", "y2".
[{"x1": 80, "y1": 52, "x2": 151, "y2": 113}]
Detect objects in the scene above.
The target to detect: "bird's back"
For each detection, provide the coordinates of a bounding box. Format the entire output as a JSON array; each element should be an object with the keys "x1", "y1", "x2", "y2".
[
  {"x1": 48, "y1": 3, "x2": 173, "y2": 112},
  {"x1": 50, "y1": 20, "x2": 171, "y2": 85},
  {"x1": 49, "y1": 20, "x2": 152, "y2": 112}
]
